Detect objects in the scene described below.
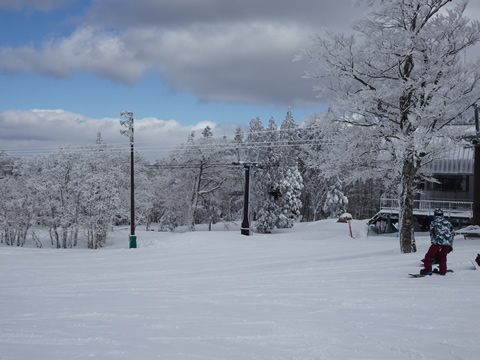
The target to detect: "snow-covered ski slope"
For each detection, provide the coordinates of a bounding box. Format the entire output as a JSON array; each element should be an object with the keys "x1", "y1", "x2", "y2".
[{"x1": 1, "y1": 219, "x2": 479, "y2": 360}]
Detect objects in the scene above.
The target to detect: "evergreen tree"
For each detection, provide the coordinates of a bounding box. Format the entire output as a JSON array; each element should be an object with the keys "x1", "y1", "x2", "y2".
[
  {"x1": 202, "y1": 125, "x2": 213, "y2": 138},
  {"x1": 247, "y1": 116, "x2": 264, "y2": 162},
  {"x1": 323, "y1": 176, "x2": 348, "y2": 219},
  {"x1": 233, "y1": 127, "x2": 244, "y2": 144},
  {"x1": 279, "y1": 107, "x2": 299, "y2": 158},
  {"x1": 254, "y1": 117, "x2": 280, "y2": 232},
  {"x1": 252, "y1": 113, "x2": 304, "y2": 233}
]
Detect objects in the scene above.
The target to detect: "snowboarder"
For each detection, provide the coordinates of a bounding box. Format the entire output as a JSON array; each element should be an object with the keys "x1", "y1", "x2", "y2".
[
  {"x1": 421, "y1": 246, "x2": 451, "y2": 266},
  {"x1": 420, "y1": 208, "x2": 454, "y2": 276}
]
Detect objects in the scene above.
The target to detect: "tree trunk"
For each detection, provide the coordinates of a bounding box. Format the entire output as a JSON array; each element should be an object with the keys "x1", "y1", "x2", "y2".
[
  {"x1": 62, "y1": 227, "x2": 68, "y2": 249},
  {"x1": 51, "y1": 224, "x2": 61, "y2": 249},
  {"x1": 146, "y1": 215, "x2": 151, "y2": 231},
  {"x1": 73, "y1": 226, "x2": 78, "y2": 247},
  {"x1": 87, "y1": 229, "x2": 93, "y2": 249},
  {"x1": 399, "y1": 156, "x2": 417, "y2": 253}
]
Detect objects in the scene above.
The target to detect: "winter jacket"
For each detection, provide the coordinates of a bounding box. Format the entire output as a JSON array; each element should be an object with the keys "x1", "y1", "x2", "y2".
[{"x1": 429, "y1": 216, "x2": 454, "y2": 247}]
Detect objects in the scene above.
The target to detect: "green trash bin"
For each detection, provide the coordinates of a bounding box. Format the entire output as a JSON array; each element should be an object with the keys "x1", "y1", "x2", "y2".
[{"x1": 129, "y1": 235, "x2": 137, "y2": 249}]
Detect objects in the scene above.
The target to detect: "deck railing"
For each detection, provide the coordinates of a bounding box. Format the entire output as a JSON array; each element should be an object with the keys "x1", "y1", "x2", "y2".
[{"x1": 380, "y1": 199, "x2": 473, "y2": 218}]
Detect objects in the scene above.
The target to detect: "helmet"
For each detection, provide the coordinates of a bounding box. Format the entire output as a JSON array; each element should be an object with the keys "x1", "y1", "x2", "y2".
[{"x1": 434, "y1": 208, "x2": 443, "y2": 217}]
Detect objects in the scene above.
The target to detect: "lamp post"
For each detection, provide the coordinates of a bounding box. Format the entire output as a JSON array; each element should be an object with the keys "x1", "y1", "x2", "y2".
[{"x1": 120, "y1": 111, "x2": 136, "y2": 248}]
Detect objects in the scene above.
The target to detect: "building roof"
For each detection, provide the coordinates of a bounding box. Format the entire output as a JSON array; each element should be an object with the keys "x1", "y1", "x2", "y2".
[{"x1": 423, "y1": 147, "x2": 474, "y2": 175}]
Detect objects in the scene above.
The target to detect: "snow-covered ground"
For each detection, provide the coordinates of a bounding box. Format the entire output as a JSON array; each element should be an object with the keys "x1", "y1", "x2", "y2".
[{"x1": 1, "y1": 220, "x2": 479, "y2": 360}]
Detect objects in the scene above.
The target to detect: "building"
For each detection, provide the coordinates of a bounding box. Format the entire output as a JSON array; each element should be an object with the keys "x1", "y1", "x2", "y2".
[{"x1": 369, "y1": 145, "x2": 474, "y2": 234}]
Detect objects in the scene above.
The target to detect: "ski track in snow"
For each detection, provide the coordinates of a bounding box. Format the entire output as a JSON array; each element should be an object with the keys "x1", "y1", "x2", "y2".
[{"x1": 1, "y1": 219, "x2": 479, "y2": 360}]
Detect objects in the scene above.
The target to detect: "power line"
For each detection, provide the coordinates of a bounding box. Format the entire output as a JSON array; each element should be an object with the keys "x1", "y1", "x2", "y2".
[
  {"x1": 0, "y1": 125, "x2": 332, "y2": 154},
  {"x1": 1, "y1": 137, "x2": 339, "y2": 157}
]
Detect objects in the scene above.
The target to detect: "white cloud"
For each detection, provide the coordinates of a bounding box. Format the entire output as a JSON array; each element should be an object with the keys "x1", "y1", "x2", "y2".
[
  {"x1": 139, "y1": 22, "x2": 316, "y2": 104},
  {"x1": 0, "y1": 0, "x2": 373, "y2": 108},
  {"x1": 1, "y1": 0, "x2": 479, "y2": 108},
  {"x1": 0, "y1": 22, "x2": 318, "y2": 106},
  {"x1": 0, "y1": 109, "x2": 230, "y2": 162},
  {"x1": 0, "y1": 27, "x2": 146, "y2": 84}
]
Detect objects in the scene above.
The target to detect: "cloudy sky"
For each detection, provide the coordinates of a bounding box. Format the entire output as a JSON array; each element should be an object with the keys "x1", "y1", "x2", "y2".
[{"x1": 1, "y1": 0, "x2": 480, "y2": 162}]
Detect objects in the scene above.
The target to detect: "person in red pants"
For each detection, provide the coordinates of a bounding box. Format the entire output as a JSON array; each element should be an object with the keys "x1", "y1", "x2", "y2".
[{"x1": 420, "y1": 208, "x2": 454, "y2": 276}]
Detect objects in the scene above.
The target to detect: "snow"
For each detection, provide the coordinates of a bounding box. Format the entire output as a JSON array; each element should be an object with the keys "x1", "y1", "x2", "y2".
[
  {"x1": 1, "y1": 220, "x2": 479, "y2": 360},
  {"x1": 456, "y1": 225, "x2": 480, "y2": 237}
]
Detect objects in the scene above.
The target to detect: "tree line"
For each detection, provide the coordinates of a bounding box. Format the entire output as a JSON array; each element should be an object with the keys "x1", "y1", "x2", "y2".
[{"x1": 0, "y1": 110, "x2": 387, "y2": 248}]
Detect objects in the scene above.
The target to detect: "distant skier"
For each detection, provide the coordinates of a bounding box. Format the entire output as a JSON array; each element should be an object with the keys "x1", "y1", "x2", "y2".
[{"x1": 420, "y1": 208, "x2": 454, "y2": 276}]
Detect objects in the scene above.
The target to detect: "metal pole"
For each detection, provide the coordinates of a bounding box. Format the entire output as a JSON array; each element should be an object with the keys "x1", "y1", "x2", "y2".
[
  {"x1": 475, "y1": 104, "x2": 480, "y2": 134},
  {"x1": 130, "y1": 118, "x2": 135, "y2": 239},
  {"x1": 241, "y1": 165, "x2": 250, "y2": 236},
  {"x1": 120, "y1": 111, "x2": 137, "y2": 248},
  {"x1": 473, "y1": 105, "x2": 480, "y2": 225}
]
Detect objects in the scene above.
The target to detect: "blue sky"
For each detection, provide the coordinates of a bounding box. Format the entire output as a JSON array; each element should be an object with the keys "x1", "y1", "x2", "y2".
[{"x1": 1, "y1": 0, "x2": 479, "y2": 162}]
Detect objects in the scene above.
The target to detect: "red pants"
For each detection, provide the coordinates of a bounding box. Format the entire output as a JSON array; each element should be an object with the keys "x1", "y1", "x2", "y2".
[{"x1": 423, "y1": 244, "x2": 452, "y2": 274}]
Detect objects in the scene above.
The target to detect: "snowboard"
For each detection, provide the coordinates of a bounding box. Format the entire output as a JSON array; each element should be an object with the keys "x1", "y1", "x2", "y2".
[{"x1": 409, "y1": 269, "x2": 454, "y2": 278}]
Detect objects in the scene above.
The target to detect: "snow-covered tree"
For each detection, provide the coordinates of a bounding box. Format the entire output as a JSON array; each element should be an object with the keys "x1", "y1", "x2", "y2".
[
  {"x1": 278, "y1": 110, "x2": 304, "y2": 222},
  {"x1": 299, "y1": 109, "x2": 396, "y2": 221},
  {"x1": 248, "y1": 114, "x2": 304, "y2": 233},
  {"x1": 301, "y1": 0, "x2": 480, "y2": 252},
  {"x1": 246, "y1": 116, "x2": 265, "y2": 162},
  {"x1": 158, "y1": 210, "x2": 178, "y2": 232},
  {"x1": 77, "y1": 144, "x2": 133, "y2": 249},
  {"x1": 0, "y1": 175, "x2": 35, "y2": 246},
  {"x1": 253, "y1": 117, "x2": 280, "y2": 233},
  {"x1": 233, "y1": 127, "x2": 244, "y2": 144},
  {"x1": 202, "y1": 125, "x2": 213, "y2": 138},
  {"x1": 323, "y1": 176, "x2": 349, "y2": 218},
  {"x1": 3, "y1": 141, "x2": 141, "y2": 249},
  {"x1": 169, "y1": 129, "x2": 231, "y2": 231},
  {"x1": 279, "y1": 107, "x2": 300, "y2": 159},
  {"x1": 29, "y1": 149, "x2": 82, "y2": 248},
  {"x1": 0, "y1": 150, "x2": 14, "y2": 178}
]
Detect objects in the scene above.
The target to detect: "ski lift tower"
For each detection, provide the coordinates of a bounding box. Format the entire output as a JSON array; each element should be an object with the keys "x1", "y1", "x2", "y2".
[
  {"x1": 233, "y1": 147, "x2": 261, "y2": 236},
  {"x1": 232, "y1": 161, "x2": 256, "y2": 236},
  {"x1": 240, "y1": 163, "x2": 252, "y2": 236}
]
